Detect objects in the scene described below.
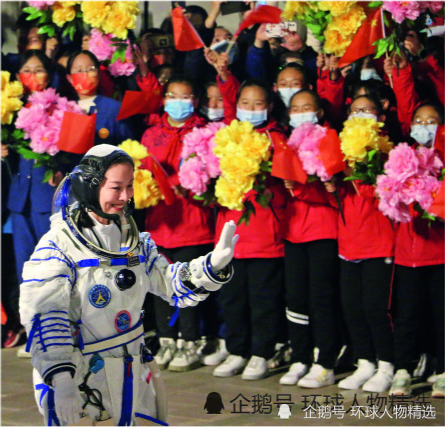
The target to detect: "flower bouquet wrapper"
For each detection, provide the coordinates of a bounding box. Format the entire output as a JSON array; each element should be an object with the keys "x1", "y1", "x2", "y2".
[
  {"x1": 57, "y1": 112, "x2": 96, "y2": 154},
  {"x1": 428, "y1": 179, "x2": 445, "y2": 220},
  {"x1": 141, "y1": 154, "x2": 176, "y2": 205},
  {"x1": 319, "y1": 129, "x2": 346, "y2": 177},
  {"x1": 271, "y1": 142, "x2": 308, "y2": 184},
  {"x1": 116, "y1": 89, "x2": 164, "y2": 121}
]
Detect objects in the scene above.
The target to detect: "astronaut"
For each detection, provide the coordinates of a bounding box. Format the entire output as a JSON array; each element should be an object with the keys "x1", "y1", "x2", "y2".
[{"x1": 19, "y1": 144, "x2": 238, "y2": 426}]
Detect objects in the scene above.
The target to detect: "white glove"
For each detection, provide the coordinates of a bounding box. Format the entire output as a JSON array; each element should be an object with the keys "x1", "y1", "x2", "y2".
[
  {"x1": 53, "y1": 371, "x2": 82, "y2": 425},
  {"x1": 211, "y1": 220, "x2": 239, "y2": 271}
]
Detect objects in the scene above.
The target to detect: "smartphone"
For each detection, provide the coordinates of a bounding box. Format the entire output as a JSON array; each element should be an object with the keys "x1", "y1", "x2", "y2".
[
  {"x1": 265, "y1": 22, "x2": 298, "y2": 38},
  {"x1": 220, "y1": 1, "x2": 250, "y2": 16}
]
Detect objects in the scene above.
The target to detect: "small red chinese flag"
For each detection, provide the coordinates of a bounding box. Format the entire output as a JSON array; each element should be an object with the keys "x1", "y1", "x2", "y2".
[
  {"x1": 271, "y1": 139, "x2": 308, "y2": 184},
  {"x1": 171, "y1": 7, "x2": 205, "y2": 51},
  {"x1": 57, "y1": 112, "x2": 96, "y2": 154},
  {"x1": 116, "y1": 89, "x2": 164, "y2": 121},
  {"x1": 428, "y1": 180, "x2": 445, "y2": 220},
  {"x1": 338, "y1": 7, "x2": 384, "y2": 68},
  {"x1": 1, "y1": 302, "x2": 7, "y2": 326},
  {"x1": 234, "y1": 5, "x2": 282, "y2": 37},
  {"x1": 319, "y1": 129, "x2": 346, "y2": 176},
  {"x1": 141, "y1": 154, "x2": 176, "y2": 205}
]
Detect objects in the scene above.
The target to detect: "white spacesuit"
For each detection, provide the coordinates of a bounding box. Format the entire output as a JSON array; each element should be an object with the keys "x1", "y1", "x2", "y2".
[{"x1": 19, "y1": 145, "x2": 237, "y2": 426}]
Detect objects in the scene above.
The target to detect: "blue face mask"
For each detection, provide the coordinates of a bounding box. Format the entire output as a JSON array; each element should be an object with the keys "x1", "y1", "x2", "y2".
[
  {"x1": 278, "y1": 87, "x2": 300, "y2": 108},
  {"x1": 236, "y1": 108, "x2": 268, "y2": 127},
  {"x1": 410, "y1": 124, "x2": 438, "y2": 146},
  {"x1": 164, "y1": 100, "x2": 194, "y2": 122}
]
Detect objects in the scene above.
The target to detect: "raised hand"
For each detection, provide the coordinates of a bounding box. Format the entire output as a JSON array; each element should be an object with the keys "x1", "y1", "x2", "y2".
[{"x1": 211, "y1": 220, "x2": 239, "y2": 271}]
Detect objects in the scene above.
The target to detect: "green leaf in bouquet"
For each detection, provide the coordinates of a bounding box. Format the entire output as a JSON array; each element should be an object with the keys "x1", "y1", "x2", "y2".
[
  {"x1": 12, "y1": 129, "x2": 25, "y2": 141},
  {"x1": 38, "y1": 24, "x2": 56, "y2": 38},
  {"x1": 24, "y1": 7, "x2": 42, "y2": 21},
  {"x1": 111, "y1": 46, "x2": 127, "y2": 63},
  {"x1": 237, "y1": 200, "x2": 255, "y2": 226},
  {"x1": 259, "y1": 160, "x2": 272, "y2": 173},
  {"x1": 43, "y1": 169, "x2": 54, "y2": 183},
  {"x1": 255, "y1": 191, "x2": 272, "y2": 209},
  {"x1": 307, "y1": 175, "x2": 319, "y2": 183},
  {"x1": 307, "y1": 23, "x2": 322, "y2": 35},
  {"x1": 367, "y1": 149, "x2": 377, "y2": 162},
  {"x1": 367, "y1": 1, "x2": 383, "y2": 8}
]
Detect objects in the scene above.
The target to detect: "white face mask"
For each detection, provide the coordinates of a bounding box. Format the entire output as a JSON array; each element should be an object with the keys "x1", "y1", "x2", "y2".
[
  {"x1": 201, "y1": 106, "x2": 224, "y2": 121},
  {"x1": 236, "y1": 108, "x2": 268, "y2": 127},
  {"x1": 410, "y1": 124, "x2": 438, "y2": 146},
  {"x1": 290, "y1": 111, "x2": 318, "y2": 129},
  {"x1": 348, "y1": 112, "x2": 378, "y2": 121},
  {"x1": 360, "y1": 68, "x2": 382, "y2": 81},
  {"x1": 278, "y1": 87, "x2": 300, "y2": 108}
]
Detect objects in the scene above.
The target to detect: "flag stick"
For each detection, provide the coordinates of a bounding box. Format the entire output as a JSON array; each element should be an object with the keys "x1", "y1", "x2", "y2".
[{"x1": 381, "y1": 8, "x2": 394, "y2": 88}]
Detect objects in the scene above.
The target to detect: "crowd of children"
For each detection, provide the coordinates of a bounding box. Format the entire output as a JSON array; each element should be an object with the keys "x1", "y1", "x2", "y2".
[{"x1": 1, "y1": 2, "x2": 444, "y2": 400}]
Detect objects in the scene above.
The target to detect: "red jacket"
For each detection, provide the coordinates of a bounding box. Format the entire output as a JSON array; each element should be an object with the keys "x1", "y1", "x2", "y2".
[
  {"x1": 316, "y1": 70, "x2": 345, "y2": 131},
  {"x1": 217, "y1": 72, "x2": 240, "y2": 123},
  {"x1": 141, "y1": 113, "x2": 215, "y2": 248},
  {"x1": 336, "y1": 181, "x2": 396, "y2": 260},
  {"x1": 215, "y1": 123, "x2": 287, "y2": 259},
  {"x1": 280, "y1": 180, "x2": 338, "y2": 244},
  {"x1": 395, "y1": 207, "x2": 444, "y2": 268},
  {"x1": 415, "y1": 54, "x2": 445, "y2": 107}
]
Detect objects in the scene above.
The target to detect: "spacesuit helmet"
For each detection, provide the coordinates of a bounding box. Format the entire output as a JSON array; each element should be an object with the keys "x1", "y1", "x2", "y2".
[{"x1": 70, "y1": 144, "x2": 135, "y2": 221}]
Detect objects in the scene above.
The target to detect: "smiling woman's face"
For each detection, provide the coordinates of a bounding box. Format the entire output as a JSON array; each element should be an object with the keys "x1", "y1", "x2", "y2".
[{"x1": 94, "y1": 162, "x2": 134, "y2": 223}]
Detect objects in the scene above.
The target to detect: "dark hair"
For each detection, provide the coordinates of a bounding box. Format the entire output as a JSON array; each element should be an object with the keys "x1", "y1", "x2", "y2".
[
  {"x1": 185, "y1": 5, "x2": 208, "y2": 21},
  {"x1": 16, "y1": 13, "x2": 46, "y2": 52},
  {"x1": 164, "y1": 75, "x2": 199, "y2": 98},
  {"x1": 66, "y1": 50, "x2": 100, "y2": 75},
  {"x1": 349, "y1": 94, "x2": 384, "y2": 116},
  {"x1": 413, "y1": 101, "x2": 444, "y2": 124},
  {"x1": 289, "y1": 89, "x2": 322, "y2": 110},
  {"x1": 237, "y1": 78, "x2": 273, "y2": 105},
  {"x1": 352, "y1": 79, "x2": 396, "y2": 110},
  {"x1": 153, "y1": 64, "x2": 176, "y2": 80},
  {"x1": 18, "y1": 49, "x2": 52, "y2": 75}
]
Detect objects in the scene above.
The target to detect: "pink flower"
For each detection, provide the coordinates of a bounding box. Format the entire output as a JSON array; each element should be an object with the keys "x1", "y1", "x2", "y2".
[
  {"x1": 383, "y1": 1, "x2": 422, "y2": 23},
  {"x1": 417, "y1": 146, "x2": 444, "y2": 176},
  {"x1": 420, "y1": 1, "x2": 444, "y2": 14},
  {"x1": 178, "y1": 157, "x2": 210, "y2": 195},
  {"x1": 108, "y1": 58, "x2": 136, "y2": 77},
  {"x1": 88, "y1": 29, "x2": 115, "y2": 62},
  {"x1": 15, "y1": 88, "x2": 85, "y2": 156},
  {"x1": 27, "y1": 1, "x2": 55, "y2": 10},
  {"x1": 288, "y1": 122, "x2": 332, "y2": 181},
  {"x1": 384, "y1": 142, "x2": 419, "y2": 180}
]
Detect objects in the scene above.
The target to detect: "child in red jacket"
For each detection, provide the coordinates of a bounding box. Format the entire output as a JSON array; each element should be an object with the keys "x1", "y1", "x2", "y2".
[
  {"x1": 328, "y1": 95, "x2": 397, "y2": 393},
  {"x1": 389, "y1": 103, "x2": 444, "y2": 398},
  {"x1": 141, "y1": 76, "x2": 215, "y2": 372},
  {"x1": 278, "y1": 89, "x2": 342, "y2": 389},
  {"x1": 206, "y1": 51, "x2": 288, "y2": 380}
]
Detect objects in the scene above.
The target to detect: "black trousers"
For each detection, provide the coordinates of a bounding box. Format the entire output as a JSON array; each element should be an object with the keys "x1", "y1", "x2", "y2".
[
  {"x1": 284, "y1": 239, "x2": 340, "y2": 369},
  {"x1": 340, "y1": 258, "x2": 394, "y2": 363},
  {"x1": 219, "y1": 257, "x2": 285, "y2": 360},
  {"x1": 154, "y1": 244, "x2": 214, "y2": 341},
  {"x1": 393, "y1": 264, "x2": 444, "y2": 373}
]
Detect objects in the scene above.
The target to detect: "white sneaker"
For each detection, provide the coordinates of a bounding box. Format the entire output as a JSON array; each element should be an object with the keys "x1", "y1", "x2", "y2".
[
  {"x1": 389, "y1": 369, "x2": 412, "y2": 396},
  {"x1": 280, "y1": 362, "x2": 309, "y2": 385},
  {"x1": 168, "y1": 339, "x2": 201, "y2": 372},
  {"x1": 338, "y1": 359, "x2": 376, "y2": 390},
  {"x1": 427, "y1": 371, "x2": 438, "y2": 383},
  {"x1": 154, "y1": 337, "x2": 177, "y2": 370},
  {"x1": 297, "y1": 364, "x2": 335, "y2": 388},
  {"x1": 242, "y1": 356, "x2": 269, "y2": 380},
  {"x1": 16, "y1": 344, "x2": 32, "y2": 359},
  {"x1": 201, "y1": 339, "x2": 229, "y2": 366},
  {"x1": 362, "y1": 361, "x2": 394, "y2": 392},
  {"x1": 432, "y1": 372, "x2": 445, "y2": 398},
  {"x1": 213, "y1": 354, "x2": 247, "y2": 377}
]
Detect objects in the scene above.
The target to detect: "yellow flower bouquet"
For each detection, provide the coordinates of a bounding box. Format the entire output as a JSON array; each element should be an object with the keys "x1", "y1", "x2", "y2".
[
  {"x1": 118, "y1": 139, "x2": 163, "y2": 209},
  {"x1": 24, "y1": 1, "x2": 139, "y2": 43},
  {"x1": 1, "y1": 71, "x2": 23, "y2": 125},
  {"x1": 213, "y1": 120, "x2": 272, "y2": 224},
  {"x1": 339, "y1": 117, "x2": 393, "y2": 184}
]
